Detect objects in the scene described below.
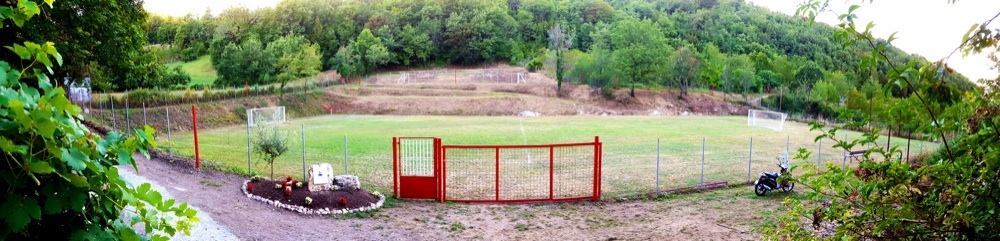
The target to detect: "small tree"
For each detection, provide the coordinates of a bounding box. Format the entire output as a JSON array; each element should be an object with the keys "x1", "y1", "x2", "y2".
[{"x1": 252, "y1": 125, "x2": 290, "y2": 179}]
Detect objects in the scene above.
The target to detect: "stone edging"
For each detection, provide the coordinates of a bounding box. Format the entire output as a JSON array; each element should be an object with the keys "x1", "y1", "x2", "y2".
[{"x1": 241, "y1": 180, "x2": 385, "y2": 215}]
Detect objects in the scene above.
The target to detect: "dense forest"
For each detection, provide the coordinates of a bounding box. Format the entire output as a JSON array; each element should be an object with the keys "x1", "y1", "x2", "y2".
[
  {"x1": 5, "y1": 0, "x2": 977, "y2": 118},
  {"x1": 142, "y1": 0, "x2": 975, "y2": 114}
]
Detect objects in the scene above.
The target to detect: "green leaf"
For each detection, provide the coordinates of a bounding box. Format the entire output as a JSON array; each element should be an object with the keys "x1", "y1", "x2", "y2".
[
  {"x1": 848, "y1": 5, "x2": 860, "y2": 13},
  {"x1": 62, "y1": 148, "x2": 88, "y2": 171},
  {"x1": 117, "y1": 150, "x2": 133, "y2": 166},
  {"x1": 27, "y1": 161, "x2": 54, "y2": 174},
  {"x1": 67, "y1": 173, "x2": 89, "y2": 187},
  {"x1": 962, "y1": 24, "x2": 980, "y2": 43},
  {"x1": 43, "y1": 193, "x2": 65, "y2": 214},
  {"x1": 67, "y1": 192, "x2": 85, "y2": 212},
  {"x1": 1, "y1": 195, "x2": 40, "y2": 232},
  {"x1": 36, "y1": 71, "x2": 51, "y2": 92},
  {"x1": 136, "y1": 183, "x2": 151, "y2": 196},
  {"x1": 0, "y1": 61, "x2": 9, "y2": 85},
  {"x1": 20, "y1": 0, "x2": 40, "y2": 17},
  {"x1": 887, "y1": 32, "x2": 898, "y2": 43},
  {"x1": 7, "y1": 44, "x2": 30, "y2": 60}
]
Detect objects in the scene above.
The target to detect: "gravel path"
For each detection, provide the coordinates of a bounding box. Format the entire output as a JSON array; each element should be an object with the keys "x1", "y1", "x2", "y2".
[{"x1": 119, "y1": 163, "x2": 239, "y2": 240}]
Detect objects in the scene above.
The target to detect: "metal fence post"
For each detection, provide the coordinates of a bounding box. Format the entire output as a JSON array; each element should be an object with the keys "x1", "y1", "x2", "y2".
[
  {"x1": 110, "y1": 98, "x2": 116, "y2": 131},
  {"x1": 246, "y1": 113, "x2": 252, "y2": 175},
  {"x1": 817, "y1": 139, "x2": 822, "y2": 168},
  {"x1": 125, "y1": 98, "x2": 131, "y2": 136},
  {"x1": 98, "y1": 95, "x2": 104, "y2": 126},
  {"x1": 701, "y1": 137, "x2": 705, "y2": 187},
  {"x1": 142, "y1": 101, "x2": 147, "y2": 127},
  {"x1": 656, "y1": 138, "x2": 660, "y2": 195},
  {"x1": 344, "y1": 136, "x2": 349, "y2": 175},
  {"x1": 748, "y1": 137, "x2": 753, "y2": 183},
  {"x1": 785, "y1": 135, "x2": 790, "y2": 160},
  {"x1": 302, "y1": 124, "x2": 306, "y2": 181},
  {"x1": 843, "y1": 135, "x2": 848, "y2": 169}
]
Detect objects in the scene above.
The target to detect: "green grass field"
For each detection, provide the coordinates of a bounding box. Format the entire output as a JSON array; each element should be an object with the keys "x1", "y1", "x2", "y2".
[
  {"x1": 165, "y1": 55, "x2": 217, "y2": 86},
  {"x1": 163, "y1": 115, "x2": 940, "y2": 197}
]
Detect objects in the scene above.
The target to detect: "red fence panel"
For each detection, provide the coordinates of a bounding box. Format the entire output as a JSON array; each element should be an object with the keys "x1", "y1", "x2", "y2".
[
  {"x1": 394, "y1": 137, "x2": 603, "y2": 203},
  {"x1": 441, "y1": 137, "x2": 602, "y2": 203}
]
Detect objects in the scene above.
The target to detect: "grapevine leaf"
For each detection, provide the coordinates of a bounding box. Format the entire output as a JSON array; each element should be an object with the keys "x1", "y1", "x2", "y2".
[
  {"x1": 27, "y1": 161, "x2": 54, "y2": 174},
  {"x1": 117, "y1": 149, "x2": 133, "y2": 166},
  {"x1": 0, "y1": 61, "x2": 8, "y2": 85},
  {"x1": 67, "y1": 192, "x2": 85, "y2": 212},
  {"x1": 67, "y1": 173, "x2": 88, "y2": 187},
  {"x1": 1, "y1": 195, "x2": 40, "y2": 231},
  {"x1": 61, "y1": 148, "x2": 87, "y2": 171},
  {"x1": 20, "y1": 0, "x2": 40, "y2": 17},
  {"x1": 6, "y1": 44, "x2": 30, "y2": 60}
]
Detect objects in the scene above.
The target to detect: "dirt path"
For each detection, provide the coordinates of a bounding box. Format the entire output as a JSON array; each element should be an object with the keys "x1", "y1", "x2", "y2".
[{"x1": 133, "y1": 154, "x2": 784, "y2": 240}]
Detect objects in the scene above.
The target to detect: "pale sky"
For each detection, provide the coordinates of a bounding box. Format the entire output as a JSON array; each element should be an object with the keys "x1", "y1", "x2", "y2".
[{"x1": 144, "y1": 0, "x2": 1000, "y2": 81}]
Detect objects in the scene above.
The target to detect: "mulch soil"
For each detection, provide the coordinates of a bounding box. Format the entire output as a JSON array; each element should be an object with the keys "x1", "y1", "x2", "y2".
[{"x1": 246, "y1": 179, "x2": 380, "y2": 211}]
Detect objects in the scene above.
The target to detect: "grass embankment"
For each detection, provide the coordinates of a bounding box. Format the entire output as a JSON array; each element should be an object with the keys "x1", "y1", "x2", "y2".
[
  {"x1": 165, "y1": 55, "x2": 217, "y2": 86},
  {"x1": 165, "y1": 115, "x2": 939, "y2": 197}
]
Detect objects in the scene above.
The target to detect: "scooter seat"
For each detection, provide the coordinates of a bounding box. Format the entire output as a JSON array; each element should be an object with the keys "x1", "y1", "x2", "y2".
[{"x1": 763, "y1": 172, "x2": 779, "y2": 178}]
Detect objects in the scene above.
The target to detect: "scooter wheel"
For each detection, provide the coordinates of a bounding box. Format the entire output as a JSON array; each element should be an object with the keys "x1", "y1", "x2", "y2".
[
  {"x1": 782, "y1": 183, "x2": 795, "y2": 192},
  {"x1": 754, "y1": 183, "x2": 768, "y2": 196}
]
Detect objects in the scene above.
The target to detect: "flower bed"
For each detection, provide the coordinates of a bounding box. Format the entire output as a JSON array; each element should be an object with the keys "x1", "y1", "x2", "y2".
[{"x1": 241, "y1": 178, "x2": 384, "y2": 215}]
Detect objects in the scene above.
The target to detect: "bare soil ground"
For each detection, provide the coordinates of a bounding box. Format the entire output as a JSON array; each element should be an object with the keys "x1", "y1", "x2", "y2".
[{"x1": 132, "y1": 151, "x2": 786, "y2": 240}]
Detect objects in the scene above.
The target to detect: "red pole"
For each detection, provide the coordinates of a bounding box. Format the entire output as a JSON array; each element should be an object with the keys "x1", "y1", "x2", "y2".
[
  {"x1": 593, "y1": 136, "x2": 599, "y2": 202},
  {"x1": 495, "y1": 147, "x2": 500, "y2": 201},
  {"x1": 192, "y1": 105, "x2": 200, "y2": 169},
  {"x1": 436, "y1": 138, "x2": 443, "y2": 202},
  {"x1": 598, "y1": 138, "x2": 603, "y2": 199},
  {"x1": 392, "y1": 137, "x2": 398, "y2": 197},
  {"x1": 549, "y1": 146, "x2": 554, "y2": 200},
  {"x1": 442, "y1": 144, "x2": 447, "y2": 202},
  {"x1": 245, "y1": 81, "x2": 249, "y2": 97}
]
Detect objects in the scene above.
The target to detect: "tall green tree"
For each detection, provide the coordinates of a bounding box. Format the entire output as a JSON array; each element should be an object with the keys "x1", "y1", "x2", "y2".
[
  {"x1": 268, "y1": 35, "x2": 323, "y2": 94},
  {"x1": 670, "y1": 46, "x2": 702, "y2": 98},
  {"x1": 699, "y1": 43, "x2": 726, "y2": 90},
  {"x1": 548, "y1": 23, "x2": 572, "y2": 94},
  {"x1": 1, "y1": 1, "x2": 197, "y2": 239},
  {"x1": 610, "y1": 18, "x2": 670, "y2": 97},
  {"x1": 2, "y1": 0, "x2": 159, "y2": 91}
]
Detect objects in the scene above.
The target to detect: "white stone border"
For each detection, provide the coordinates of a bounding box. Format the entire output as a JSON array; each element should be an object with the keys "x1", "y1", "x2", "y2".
[{"x1": 241, "y1": 180, "x2": 385, "y2": 215}]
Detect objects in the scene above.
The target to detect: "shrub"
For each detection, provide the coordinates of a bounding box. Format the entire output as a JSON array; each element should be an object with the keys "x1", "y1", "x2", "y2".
[
  {"x1": 161, "y1": 66, "x2": 191, "y2": 87},
  {"x1": 247, "y1": 183, "x2": 255, "y2": 192},
  {"x1": 526, "y1": 58, "x2": 543, "y2": 72},
  {"x1": 337, "y1": 197, "x2": 347, "y2": 206}
]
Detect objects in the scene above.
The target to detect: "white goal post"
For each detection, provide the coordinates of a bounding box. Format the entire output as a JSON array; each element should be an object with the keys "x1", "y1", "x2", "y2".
[
  {"x1": 247, "y1": 106, "x2": 286, "y2": 127},
  {"x1": 748, "y1": 109, "x2": 788, "y2": 131}
]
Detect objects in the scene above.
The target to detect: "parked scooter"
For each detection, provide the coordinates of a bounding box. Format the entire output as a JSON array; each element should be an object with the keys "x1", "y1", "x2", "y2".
[{"x1": 754, "y1": 156, "x2": 794, "y2": 196}]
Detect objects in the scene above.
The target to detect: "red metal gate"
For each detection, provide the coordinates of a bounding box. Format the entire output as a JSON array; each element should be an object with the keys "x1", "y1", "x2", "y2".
[
  {"x1": 393, "y1": 137, "x2": 602, "y2": 203},
  {"x1": 392, "y1": 137, "x2": 442, "y2": 201}
]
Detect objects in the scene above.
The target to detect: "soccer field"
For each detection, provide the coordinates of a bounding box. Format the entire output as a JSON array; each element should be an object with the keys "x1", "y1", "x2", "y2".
[{"x1": 164, "y1": 115, "x2": 939, "y2": 197}]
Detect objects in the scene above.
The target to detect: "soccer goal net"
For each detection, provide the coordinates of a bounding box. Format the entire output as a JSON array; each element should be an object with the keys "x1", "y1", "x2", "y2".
[
  {"x1": 748, "y1": 109, "x2": 787, "y2": 131},
  {"x1": 247, "y1": 106, "x2": 286, "y2": 127}
]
